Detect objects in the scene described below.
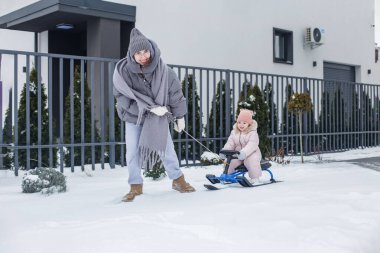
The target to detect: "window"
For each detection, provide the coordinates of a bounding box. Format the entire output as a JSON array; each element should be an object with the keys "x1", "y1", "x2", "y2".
[
  {"x1": 273, "y1": 28, "x2": 293, "y2": 64},
  {"x1": 375, "y1": 48, "x2": 379, "y2": 63}
]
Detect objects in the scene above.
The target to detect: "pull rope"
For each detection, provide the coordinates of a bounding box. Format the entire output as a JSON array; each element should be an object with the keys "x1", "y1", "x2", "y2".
[{"x1": 166, "y1": 113, "x2": 227, "y2": 164}]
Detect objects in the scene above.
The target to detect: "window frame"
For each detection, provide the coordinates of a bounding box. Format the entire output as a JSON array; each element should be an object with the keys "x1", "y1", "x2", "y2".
[{"x1": 273, "y1": 28, "x2": 293, "y2": 65}]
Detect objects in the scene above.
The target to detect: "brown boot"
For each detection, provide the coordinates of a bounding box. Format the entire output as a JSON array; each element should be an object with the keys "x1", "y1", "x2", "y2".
[
  {"x1": 172, "y1": 175, "x2": 196, "y2": 193},
  {"x1": 122, "y1": 184, "x2": 143, "y2": 202}
]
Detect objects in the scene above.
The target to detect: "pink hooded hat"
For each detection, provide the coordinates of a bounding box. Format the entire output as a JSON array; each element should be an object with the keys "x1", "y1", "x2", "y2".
[{"x1": 237, "y1": 109, "x2": 254, "y2": 125}]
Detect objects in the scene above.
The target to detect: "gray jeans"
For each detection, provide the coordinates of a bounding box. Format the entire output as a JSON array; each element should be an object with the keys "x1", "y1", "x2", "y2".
[{"x1": 125, "y1": 122, "x2": 183, "y2": 184}]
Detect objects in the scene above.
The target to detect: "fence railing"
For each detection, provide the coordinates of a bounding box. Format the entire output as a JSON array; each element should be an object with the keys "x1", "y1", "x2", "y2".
[
  {"x1": 0, "y1": 49, "x2": 379, "y2": 175},
  {"x1": 170, "y1": 65, "x2": 380, "y2": 165}
]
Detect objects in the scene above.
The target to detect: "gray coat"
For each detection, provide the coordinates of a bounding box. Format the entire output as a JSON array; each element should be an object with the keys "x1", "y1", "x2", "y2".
[{"x1": 113, "y1": 41, "x2": 187, "y2": 125}]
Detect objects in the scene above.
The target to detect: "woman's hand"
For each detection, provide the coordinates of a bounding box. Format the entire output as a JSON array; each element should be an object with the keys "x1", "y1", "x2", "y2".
[
  {"x1": 150, "y1": 106, "x2": 169, "y2": 116},
  {"x1": 174, "y1": 117, "x2": 186, "y2": 132}
]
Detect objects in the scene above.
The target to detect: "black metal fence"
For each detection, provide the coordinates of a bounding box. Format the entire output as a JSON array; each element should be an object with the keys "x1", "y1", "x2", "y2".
[
  {"x1": 0, "y1": 49, "x2": 379, "y2": 175},
  {"x1": 170, "y1": 66, "x2": 380, "y2": 165}
]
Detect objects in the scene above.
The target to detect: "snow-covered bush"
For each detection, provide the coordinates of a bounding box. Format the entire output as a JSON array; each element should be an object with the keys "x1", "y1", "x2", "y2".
[
  {"x1": 22, "y1": 167, "x2": 66, "y2": 194},
  {"x1": 200, "y1": 152, "x2": 223, "y2": 166},
  {"x1": 144, "y1": 161, "x2": 166, "y2": 180}
]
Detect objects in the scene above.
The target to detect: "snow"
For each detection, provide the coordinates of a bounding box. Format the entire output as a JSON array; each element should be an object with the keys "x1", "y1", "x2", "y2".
[
  {"x1": 23, "y1": 174, "x2": 39, "y2": 181},
  {"x1": 200, "y1": 151, "x2": 221, "y2": 161},
  {"x1": 1, "y1": 147, "x2": 380, "y2": 253}
]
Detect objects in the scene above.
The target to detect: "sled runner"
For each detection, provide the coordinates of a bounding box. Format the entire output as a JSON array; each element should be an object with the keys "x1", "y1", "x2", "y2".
[{"x1": 204, "y1": 150, "x2": 281, "y2": 190}]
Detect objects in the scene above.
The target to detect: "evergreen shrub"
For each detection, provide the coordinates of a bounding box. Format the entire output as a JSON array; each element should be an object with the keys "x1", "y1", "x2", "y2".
[
  {"x1": 144, "y1": 161, "x2": 166, "y2": 180},
  {"x1": 22, "y1": 167, "x2": 67, "y2": 194}
]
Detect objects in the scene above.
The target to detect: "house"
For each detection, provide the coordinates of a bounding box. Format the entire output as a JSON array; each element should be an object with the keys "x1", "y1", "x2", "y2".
[{"x1": 1, "y1": 0, "x2": 379, "y2": 84}]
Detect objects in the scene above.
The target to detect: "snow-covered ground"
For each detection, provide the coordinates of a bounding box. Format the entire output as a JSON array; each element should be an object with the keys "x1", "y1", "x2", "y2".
[{"x1": 1, "y1": 147, "x2": 380, "y2": 253}]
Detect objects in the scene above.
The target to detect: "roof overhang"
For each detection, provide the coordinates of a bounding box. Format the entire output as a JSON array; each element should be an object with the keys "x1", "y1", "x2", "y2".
[{"x1": 0, "y1": 0, "x2": 136, "y2": 32}]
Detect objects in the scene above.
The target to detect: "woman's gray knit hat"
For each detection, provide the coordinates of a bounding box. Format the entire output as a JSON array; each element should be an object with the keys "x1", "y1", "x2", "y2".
[{"x1": 128, "y1": 28, "x2": 153, "y2": 55}]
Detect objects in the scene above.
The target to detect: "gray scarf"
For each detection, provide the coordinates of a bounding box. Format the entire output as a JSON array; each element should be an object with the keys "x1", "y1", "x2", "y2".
[{"x1": 113, "y1": 42, "x2": 169, "y2": 170}]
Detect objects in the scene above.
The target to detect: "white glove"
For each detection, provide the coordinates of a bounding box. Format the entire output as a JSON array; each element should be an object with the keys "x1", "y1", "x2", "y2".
[
  {"x1": 218, "y1": 153, "x2": 226, "y2": 160},
  {"x1": 174, "y1": 117, "x2": 186, "y2": 133},
  {"x1": 237, "y1": 151, "x2": 246, "y2": 160},
  {"x1": 150, "y1": 106, "x2": 168, "y2": 116}
]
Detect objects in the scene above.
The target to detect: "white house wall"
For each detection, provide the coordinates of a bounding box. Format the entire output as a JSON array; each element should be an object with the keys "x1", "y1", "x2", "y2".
[
  {"x1": 119, "y1": 0, "x2": 380, "y2": 84},
  {"x1": 1, "y1": 0, "x2": 380, "y2": 84}
]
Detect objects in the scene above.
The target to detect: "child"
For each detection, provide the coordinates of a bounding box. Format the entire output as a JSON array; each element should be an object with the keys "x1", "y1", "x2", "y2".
[{"x1": 222, "y1": 109, "x2": 262, "y2": 184}]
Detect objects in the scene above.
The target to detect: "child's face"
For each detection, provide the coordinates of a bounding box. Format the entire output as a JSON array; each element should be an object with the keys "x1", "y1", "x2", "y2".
[{"x1": 237, "y1": 121, "x2": 249, "y2": 132}]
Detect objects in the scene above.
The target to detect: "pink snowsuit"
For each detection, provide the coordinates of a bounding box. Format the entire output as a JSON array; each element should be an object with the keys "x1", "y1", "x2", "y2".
[{"x1": 223, "y1": 121, "x2": 262, "y2": 179}]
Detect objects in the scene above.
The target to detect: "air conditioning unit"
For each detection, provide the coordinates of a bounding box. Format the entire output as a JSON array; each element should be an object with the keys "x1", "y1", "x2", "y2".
[{"x1": 305, "y1": 27, "x2": 324, "y2": 46}]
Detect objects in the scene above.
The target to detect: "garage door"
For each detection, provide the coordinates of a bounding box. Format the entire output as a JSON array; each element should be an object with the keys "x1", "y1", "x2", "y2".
[
  {"x1": 323, "y1": 62, "x2": 355, "y2": 82},
  {"x1": 323, "y1": 62, "x2": 355, "y2": 117}
]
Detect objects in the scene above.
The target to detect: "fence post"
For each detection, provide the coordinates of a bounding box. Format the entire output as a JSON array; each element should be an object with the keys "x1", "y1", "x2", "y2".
[
  {"x1": 0, "y1": 78, "x2": 3, "y2": 170},
  {"x1": 225, "y1": 69, "x2": 231, "y2": 135},
  {"x1": 108, "y1": 62, "x2": 115, "y2": 169},
  {"x1": 302, "y1": 77, "x2": 309, "y2": 154},
  {"x1": 0, "y1": 53, "x2": 2, "y2": 170},
  {"x1": 14, "y1": 55, "x2": 19, "y2": 176},
  {"x1": 360, "y1": 84, "x2": 364, "y2": 148}
]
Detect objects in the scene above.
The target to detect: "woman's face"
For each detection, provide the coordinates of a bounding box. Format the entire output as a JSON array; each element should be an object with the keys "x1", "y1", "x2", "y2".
[
  {"x1": 134, "y1": 49, "x2": 151, "y2": 66},
  {"x1": 237, "y1": 121, "x2": 249, "y2": 132}
]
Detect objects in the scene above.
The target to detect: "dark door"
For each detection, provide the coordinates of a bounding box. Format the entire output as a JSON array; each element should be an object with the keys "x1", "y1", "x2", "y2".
[{"x1": 323, "y1": 62, "x2": 355, "y2": 82}]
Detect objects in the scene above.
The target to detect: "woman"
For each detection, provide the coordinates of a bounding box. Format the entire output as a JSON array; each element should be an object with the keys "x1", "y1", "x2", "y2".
[{"x1": 113, "y1": 28, "x2": 195, "y2": 202}]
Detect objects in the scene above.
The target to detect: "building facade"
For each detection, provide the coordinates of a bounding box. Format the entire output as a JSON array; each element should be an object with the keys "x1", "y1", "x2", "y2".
[
  {"x1": 1, "y1": 0, "x2": 379, "y2": 83},
  {"x1": 124, "y1": 0, "x2": 380, "y2": 84}
]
